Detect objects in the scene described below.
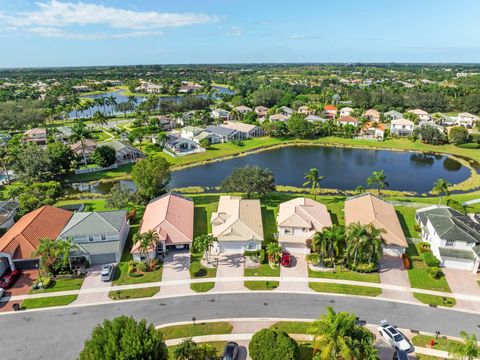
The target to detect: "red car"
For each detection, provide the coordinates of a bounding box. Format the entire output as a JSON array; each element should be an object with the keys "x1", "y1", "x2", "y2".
[
  {"x1": 280, "y1": 252, "x2": 292, "y2": 267},
  {"x1": 0, "y1": 270, "x2": 21, "y2": 289}
]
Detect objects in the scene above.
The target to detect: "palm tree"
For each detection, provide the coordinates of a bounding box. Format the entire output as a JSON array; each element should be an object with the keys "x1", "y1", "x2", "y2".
[
  {"x1": 173, "y1": 338, "x2": 198, "y2": 360},
  {"x1": 128, "y1": 95, "x2": 138, "y2": 106},
  {"x1": 344, "y1": 223, "x2": 383, "y2": 267},
  {"x1": 193, "y1": 234, "x2": 216, "y2": 263},
  {"x1": 94, "y1": 97, "x2": 106, "y2": 113},
  {"x1": 448, "y1": 331, "x2": 480, "y2": 360},
  {"x1": 432, "y1": 178, "x2": 451, "y2": 204},
  {"x1": 135, "y1": 230, "x2": 159, "y2": 261},
  {"x1": 303, "y1": 168, "x2": 325, "y2": 200},
  {"x1": 70, "y1": 120, "x2": 92, "y2": 166},
  {"x1": 108, "y1": 95, "x2": 117, "y2": 115},
  {"x1": 367, "y1": 170, "x2": 389, "y2": 196},
  {"x1": 311, "y1": 231, "x2": 329, "y2": 265},
  {"x1": 92, "y1": 111, "x2": 108, "y2": 126},
  {"x1": 266, "y1": 242, "x2": 282, "y2": 264},
  {"x1": 0, "y1": 147, "x2": 12, "y2": 183}
]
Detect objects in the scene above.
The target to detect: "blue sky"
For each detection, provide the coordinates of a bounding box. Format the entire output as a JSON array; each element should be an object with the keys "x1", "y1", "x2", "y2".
[{"x1": 1, "y1": 0, "x2": 480, "y2": 68}]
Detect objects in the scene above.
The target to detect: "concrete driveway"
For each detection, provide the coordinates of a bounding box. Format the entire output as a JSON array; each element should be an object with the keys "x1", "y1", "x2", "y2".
[
  {"x1": 444, "y1": 268, "x2": 480, "y2": 311},
  {"x1": 213, "y1": 253, "x2": 245, "y2": 292},
  {"x1": 73, "y1": 265, "x2": 112, "y2": 305},
  {"x1": 276, "y1": 254, "x2": 311, "y2": 292},
  {"x1": 379, "y1": 255, "x2": 417, "y2": 302},
  {"x1": 157, "y1": 251, "x2": 193, "y2": 296},
  {"x1": 0, "y1": 269, "x2": 38, "y2": 313}
]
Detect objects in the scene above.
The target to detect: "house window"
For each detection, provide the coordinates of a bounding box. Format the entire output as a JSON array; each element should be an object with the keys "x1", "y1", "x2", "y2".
[
  {"x1": 284, "y1": 228, "x2": 292, "y2": 234},
  {"x1": 248, "y1": 242, "x2": 257, "y2": 250},
  {"x1": 101, "y1": 234, "x2": 106, "y2": 241},
  {"x1": 302, "y1": 228, "x2": 308, "y2": 232},
  {"x1": 88, "y1": 235, "x2": 94, "y2": 242},
  {"x1": 445, "y1": 240, "x2": 455, "y2": 247}
]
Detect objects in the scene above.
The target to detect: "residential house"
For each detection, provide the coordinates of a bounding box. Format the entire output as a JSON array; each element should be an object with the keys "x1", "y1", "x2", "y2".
[
  {"x1": 211, "y1": 108, "x2": 230, "y2": 121},
  {"x1": 234, "y1": 105, "x2": 253, "y2": 115},
  {"x1": 136, "y1": 82, "x2": 163, "y2": 94},
  {"x1": 104, "y1": 140, "x2": 145, "y2": 163},
  {"x1": 305, "y1": 115, "x2": 327, "y2": 123},
  {"x1": 58, "y1": 210, "x2": 130, "y2": 265},
  {"x1": 205, "y1": 125, "x2": 243, "y2": 142},
  {"x1": 179, "y1": 83, "x2": 203, "y2": 93},
  {"x1": 416, "y1": 205, "x2": 480, "y2": 272},
  {"x1": 181, "y1": 126, "x2": 206, "y2": 140},
  {"x1": 390, "y1": 118, "x2": 415, "y2": 136},
  {"x1": 363, "y1": 109, "x2": 381, "y2": 122},
  {"x1": 344, "y1": 193, "x2": 408, "y2": 256},
  {"x1": 0, "y1": 200, "x2": 18, "y2": 230},
  {"x1": 457, "y1": 112, "x2": 479, "y2": 128},
  {"x1": 340, "y1": 107, "x2": 353, "y2": 117},
  {"x1": 408, "y1": 109, "x2": 431, "y2": 121},
  {"x1": 277, "y1": 198, "x2": 332, "y2": 254},
  {"x1": 70, "y1": 139, "x2": 97, "y2": 161},
  {"x1": 157, "y1": 115, "x2": 174, "y2": 130},
  {"x1": 269, "y1": 113, "x2": 290, "y2": 122},
  {"x1": 419, "y1": 120, "x2": 444, "y2": 131},
  {"x1": 54, "y1": 126, "x2": 73, "y2": 143},
  {"x1": 360, "y1": 122, "x2": 385, "y2": 140},
  {"x1": 323, "y1": 105, "x2": 338, "y2": 119},
  {"x1": 254, "y1": 106, "x2": 269, "y2": 118},
  {"x1": 131, "y1": 193, "x2": 194, "y2": 260},
  {"x1": 279, "y1": 106, "x2": 294, "y2": 116},
  {"x1": 221, "y1": 121, "x2": 264, "y2": 138},
  {"x1": 72, "y1": 85, "x2": 90, "y2": 92},
  {"x1": 385, "y1": 110, "x2": 403, "y2": 121},
  {"x1": 164, "y1": 134, "x2": 201, "y2": 155},
  {"x1": 337, "y1": 116, "x2": 359, "y2": 126},
  {"x1": 0, "y1": 205, "x2": 73, "y2": 276},
  {"x1": 298, "y1": 106, "x2": 314, "y2": 115},
  {"x1": 211, "y1": 196, "x2": 264, "y2": 253},
  {"x1": 24, "y1": 128, "x2": 47, "y2": 145},
  {"x1": 181, "y1": 126, "x2": 221, "y2": 144}
]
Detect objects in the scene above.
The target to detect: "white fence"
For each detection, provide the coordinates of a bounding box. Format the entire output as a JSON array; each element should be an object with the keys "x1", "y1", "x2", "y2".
[{"x1": 74, "y1": 164, "x2": 118, "y2": 175}]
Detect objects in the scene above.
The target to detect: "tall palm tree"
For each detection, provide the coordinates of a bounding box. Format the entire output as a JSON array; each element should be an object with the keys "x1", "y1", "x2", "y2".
[
  {"x1": 0, "y1": 146, "x2": 12, "y2": 183},
  {"x1": 303, "y1": 168, "x2": 325, "y2": 200},
  {"x1": 432, "y1": 178, "x2": 451, "y2": 204},
  {"x1": 128, "y1": 95, "x2": 138, "y2": 106},
  {"x1": 367, "y1": 170, "x2": 389, "y2": 196},
  {"x1": 311, "y1": 231, "x2": 329, "y2": 265},
  {"x1": 92, "y1": 111, "x2": 108, "y2": 126},
  {"x1": 266, "y1": 242, "x2": 282, "y2": 264},
  {"x1": 448, "y1": 331, "x2": 480, "y2": 360},
  {"x1": 108, "y1": 95, "x2": 117, "y2": 115},
  {"x1": 70, "y1": 120, "x2": 92, "y2": 166},
  {"x1": 136, "y1": 230, "x2": 159, "y2": 261}
]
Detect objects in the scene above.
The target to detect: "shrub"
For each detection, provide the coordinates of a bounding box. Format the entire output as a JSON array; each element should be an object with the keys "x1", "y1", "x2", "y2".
[
  {"x1": 249, "y1": 328, "x2": 298, "y2": 360},
  {"x1": 446, "y1": 199, "x2": 466, "y2": 214},
  {"x1": 190, "y1": 262, "x2": 201, "y2": 276},
  {"x1": 306, "y1": 253, "x2": 320, "y2": 265},
  {"x1": 147, "y1": 259, "x2": 158, "y2": 271},
  {"x1": 423, "y1": 252, "x2": 440, "y2": 267},
  {"x1": 418, "y1": 242, "x2": 431, "y2": 253},
  {"x1": 427, "y1": 266, "x2": 444, "y2": 279},
  {"x1": 402, "y1": 254, "x2": 411, "y2": 269},
  {"x1": 351, "y1": 262, "x2": 377, "y2": 273},
  {"x1": 245, "y1": 249, "x2": 265, "y2": 263},
  {"x1": 137, "y1": 261, "x2": 147, "y2": 273},
  {"x1": 36, "y1": 276, "x2": 52, "y2": 289}
]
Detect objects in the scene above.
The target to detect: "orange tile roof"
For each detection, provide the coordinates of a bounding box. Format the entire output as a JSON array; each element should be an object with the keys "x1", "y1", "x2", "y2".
[
  {"x1": 0, "y1": 206, "x2": 73, "y2": 259},
  {"x1": 323, "y1": 105, "x2": 337, "y2": 111}
]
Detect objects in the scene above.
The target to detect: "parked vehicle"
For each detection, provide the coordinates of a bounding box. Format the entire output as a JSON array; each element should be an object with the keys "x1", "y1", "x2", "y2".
[
  {"x1": 280, "y1": 252, "x2": 292, "y2": 267},
  {"x1": 0, "y1": 270, "x2": 21, "y2": 289},
  {"x1": 378, "y1": 320, "x2": 413, "y2": 352},
  {"x1": 393, "y1": 348, "x2": 409, "y2": 360},
  {"x1": 221, "y1": 341, "x2": 239, "y2": 360},
  {"x1": 0, "y1": 288, "x2": 5, "y2": 298},
  {"x1": 100, "y1": 264, "x2": 115, "y2": 281}
]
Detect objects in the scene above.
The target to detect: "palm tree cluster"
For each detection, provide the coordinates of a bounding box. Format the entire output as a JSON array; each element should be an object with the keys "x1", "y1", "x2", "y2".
[
  {"x1": 310, "y1": 307, "x2": 378, "y2": 360},
  {"x1": 32, "y1": 238, "x2": 77, "y2": 274},
  {"x1": 172, "y1": 338, "x2": 218, "y2": 360}
]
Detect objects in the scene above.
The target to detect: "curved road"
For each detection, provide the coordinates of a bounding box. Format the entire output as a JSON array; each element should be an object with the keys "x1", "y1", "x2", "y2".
[{"x1": 1, "y1": 292, "x2": 479, "y2": 359}]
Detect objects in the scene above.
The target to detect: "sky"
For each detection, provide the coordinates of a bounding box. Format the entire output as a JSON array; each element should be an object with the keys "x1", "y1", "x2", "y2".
[{"x1": 1, "y1": 0, "x2": 480, "y2": 68}]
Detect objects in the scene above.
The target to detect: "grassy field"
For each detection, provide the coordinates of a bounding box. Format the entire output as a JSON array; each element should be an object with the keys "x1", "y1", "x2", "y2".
[
  {"x1": 308, "y1": 268, "x2": 380, "y2": 283},
  {"x1": 309, "y1": 282, "x2": 382, "y2": 296},
  {"x1": 29, "y1": 277, "x2": 84, "y2": 294},
  {"x1": 270, "y1": 321, "x2": 313, "y2": 334},
  {"x1": 395, "y1": 206, "x2": 420, "y2": 238},
  {"x1": 159, "y1": 322, "x2": 233, "y2": 340},
  {"x1": 108, "y1": 287, "x2": 160, "y2": 300},
  {"x1": 412, "y1": 334, "x2": 461, "y2": 351},
  {"x1": 244, "y1": 280, "x2": 279, "y2": 290},
  {"x1": 413, "y1": 293, "x2": 456, "y2": 307},
  {"x1": 21, "y1": 295, "x2": 78, "y2": 309},
  {"x1": 168, "y1": 341, "x2": 227, "y2": 360}
]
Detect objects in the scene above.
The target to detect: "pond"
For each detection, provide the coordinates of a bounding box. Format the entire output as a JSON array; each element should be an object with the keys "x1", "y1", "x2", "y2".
[
  {"x1": 169, "y1": 146, "x2": 471, "y2": 193},
  {"x1": 69, "y1": 85, "x2": 235, "y2": 118}
]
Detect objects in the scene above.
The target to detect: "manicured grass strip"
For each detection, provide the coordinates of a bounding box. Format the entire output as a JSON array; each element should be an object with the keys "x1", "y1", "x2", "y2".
[
  {"x1": 108, "y1": 287, "x2": 160, "y2": 300},
  {"x1": 190, "y1": 282, "x2": 215, "y2": 293},
  {"x1": 29, "y1": 277, "x2": 85, "y2": 294},
  {"x1": 159, "y1": 322, "x2": 233, "y2": 340},
  {"x1": 21, "y1": 295, "x2": 78, "y2": 309},
  {"x1": 244, "y1": 281, "x2": 279, "y2": 290},
  {"x1": 407, "y1": 262, "x2": 452, "y2": 292},
  {"x1": 245, "y1": 263, "x2": 280, "y2": 277},
  {"x1": 309, "y1": 282, "x2": 381, "y2": 297},
  {"x1": 308, "y1": 268, "x2": 380, "y2": 283},
  {"x1": 270, "y1": 321, "x2": 312, "y2": 334},
  {"x1": 412, "y1": 334, "x2": 462, "y2": 352},
  {"x1": 413, "y1": 293, "x2": 456, "y2": 307},
  {"x1": 168, "y1": 342, "x2": 227, "y2": 360}
]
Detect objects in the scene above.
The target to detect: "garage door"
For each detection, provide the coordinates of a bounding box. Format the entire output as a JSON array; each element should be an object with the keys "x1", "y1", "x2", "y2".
[
  {"x1": 218, "y1": 242, "x2": 245, "y2": 253},
  {"x1": 13, "y1": 259, "x2": 39, "y2": 270},
  {"x1": 281, "y1": 243, "x2": 309, "y2": 254},
  {"x1": 443, "y1": 258, "x2": 474, "y2": 271},
  {"x1": 90, "y1": 253, "x2": 117, "y2": 265}
]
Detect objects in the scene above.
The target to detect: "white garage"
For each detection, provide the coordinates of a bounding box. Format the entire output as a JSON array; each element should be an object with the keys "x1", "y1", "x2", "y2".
[
  {"x1": 279, "y1": 242, "x2": 309, "y2": 255},
  {"x1": 441, "y1": 257, "x2": 476, "y2": 271},
  {"x1": 216, "y1": 241, "x2": 261, "y2": 254}
]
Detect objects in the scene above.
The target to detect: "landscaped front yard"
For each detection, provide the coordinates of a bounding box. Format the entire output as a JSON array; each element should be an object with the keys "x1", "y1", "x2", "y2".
[
  {"x1": 413, "y1": 293, "x2": 456, "y2": 307},
  {"x1": 411, "y1": 334, "x2": 461, "y2": 352},
  {"x1": 270, "y1": 321, "x2": 313, "y2": 334},
  {"x1": 189, "y1": 252, "x2": 216, "y2": 292},
  {"x1": 159, "y1": 321, "x2": 233, "y2": 340},
  {"x1": 21, "y1": 295, "x2": 78, "y2": 309},
  {"x1": 29, "y1": 277, "x2": 85, "y2": 294}
]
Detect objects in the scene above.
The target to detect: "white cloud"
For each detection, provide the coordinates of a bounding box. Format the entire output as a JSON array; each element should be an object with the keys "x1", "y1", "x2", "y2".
[
  {"x1": 25, "y1": 27, "x2": 163, "y2": 39},
  {"x1": 0, "y1": 0, "x2": 220, "y2": 39}
]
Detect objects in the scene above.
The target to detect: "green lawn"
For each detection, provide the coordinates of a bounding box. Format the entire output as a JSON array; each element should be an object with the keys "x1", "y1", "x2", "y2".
[
  {"x1": 168, "y1": 341, "x2": 227, "y2": 360},
  {"x1": 159, "y1": 322, "x2": 233, "y2": 340},
  {"x1": 189, "y1": 253, "x2": 217, "y2": 293},
  {"x1": 21, "y1": 295, "x2": 78, "y2": 309},
  {"x1": 413, "y1": 293, "x2": 456, "y2": 307},
  {"x1": 108, "y1": 286, "x2": 160, "y2": 300},
  {"x1": 113, "y1": 261, "x2": 163, "y2": 286},
  {"x1": 244, "y1": 280, "x2": 279, "y2": 290},
  {"x1": 412, "y1": 334, "x2": 461, "y2": 352},
  {"x1": 66, "y1": 163, "x2": 133, "y2": 183},
  {"x1": 309, "y1": 282, "x2": 381, "y2": 297},
  {"x1": 308, "y1": 268, "x2": 380, "y2": 283},
  {"x1": 29, "y1": 277, "x2": 84, "y2": 294},
  {"x1": 55, "y1": 199, "x2": 110, "y2": 212},
  {"x1": 395, "y1": 206, "x2": 420, "y2": 238},
  {"x1": 270, "y1": 321, "x2": 313, "y2": 334}
]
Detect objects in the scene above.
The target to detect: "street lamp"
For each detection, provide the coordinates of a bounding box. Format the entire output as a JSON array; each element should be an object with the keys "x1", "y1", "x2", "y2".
[{"x1": 192, "y1": 317, "x2": 196, "y2": 326}]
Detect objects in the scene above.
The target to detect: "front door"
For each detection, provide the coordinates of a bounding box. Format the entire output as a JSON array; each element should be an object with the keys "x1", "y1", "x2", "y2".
[{"x1": 156, "y1": 243, "x2": 164, "y2": 257}]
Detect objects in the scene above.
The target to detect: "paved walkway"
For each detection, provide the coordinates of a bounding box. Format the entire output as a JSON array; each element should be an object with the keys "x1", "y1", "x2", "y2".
[
  {"x1": 213, "y1": 253, "x2": 245, "y2": 292},
  {"x1": 276, "y1": 254, "x2": 312, "y2": 292},
  {"x1": 157, "y1": 251, "x2": 193, "y2": 296},
  {"x1": 73, "y1": 266, "x2": 112, "y2": 305},
  {"x1": 444, "y1": 268, "x2": 480, "y2": 311},
  {"x1": 379, "y1": 256, "x2": 418, "y2": 303}
]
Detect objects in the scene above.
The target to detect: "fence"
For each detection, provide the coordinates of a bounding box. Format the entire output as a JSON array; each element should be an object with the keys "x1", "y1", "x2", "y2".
[{"x1": 74, "y1": 163, "x2": 118, "y2": 175}]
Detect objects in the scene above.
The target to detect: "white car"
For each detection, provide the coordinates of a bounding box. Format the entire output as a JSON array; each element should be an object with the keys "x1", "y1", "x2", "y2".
[
  {"x1": 377, "y1": 320, "x2": 413, "y2": 352},
  {"x1": 100, "y1": 264, "x2": 115, "y2": 282}
]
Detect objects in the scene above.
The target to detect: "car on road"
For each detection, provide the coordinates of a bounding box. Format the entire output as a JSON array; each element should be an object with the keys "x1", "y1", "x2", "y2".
[
  {"x1": 221, "y1": 341, "x2": 239, "y2": 360},
  {"x1": 280, "y1": 252, "x2": 292, "y2": 267},
  {"x1": 378, "y1": 320, "x2": 413, "y2": 352},
  {"x1": 100, "y1": 264, "x2": 115, "y2": 282},
  {"x1": 0, "y1": 270, "x2": 21, "y2": 289}
]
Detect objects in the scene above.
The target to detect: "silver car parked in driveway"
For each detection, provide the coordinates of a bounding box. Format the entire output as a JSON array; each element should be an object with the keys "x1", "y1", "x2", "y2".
[{"x1": 100, "y1": 264, "x2": 115, "y2": 282}]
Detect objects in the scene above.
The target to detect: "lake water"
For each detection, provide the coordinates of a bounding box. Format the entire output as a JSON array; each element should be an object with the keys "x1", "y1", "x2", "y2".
[{"x1": 69, "y1": 85, "x2": 235, "y2": 118}]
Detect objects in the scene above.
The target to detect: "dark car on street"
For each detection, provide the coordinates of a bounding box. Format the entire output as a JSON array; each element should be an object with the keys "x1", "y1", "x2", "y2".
[{"x1": 221, "y1": 341, "x2": 239, "y2": 360}]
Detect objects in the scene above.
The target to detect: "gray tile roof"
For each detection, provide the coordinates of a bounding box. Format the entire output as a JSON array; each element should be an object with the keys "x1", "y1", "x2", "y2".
[
  {"x1": 60, "y1": 210, "x2": 127, "y2": 238},
  {"x1": 205, "y1": 125, "x2": 237, "y2": 137},
  {"x1": 72, "y1": 241, "x2": 120, "y2": 256}
]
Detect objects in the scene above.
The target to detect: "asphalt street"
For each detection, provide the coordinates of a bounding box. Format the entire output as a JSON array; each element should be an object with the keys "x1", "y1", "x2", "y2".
[{"x1": 1, "y1": 293, "x2": 479, "y2": 359}]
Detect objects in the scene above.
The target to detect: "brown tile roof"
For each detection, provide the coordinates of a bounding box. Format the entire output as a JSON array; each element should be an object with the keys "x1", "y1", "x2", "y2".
[
  {"x1": 0, "y1": 206, "x2": 73, "y2": 259},
  {"x1": 338, "y1": 116, "x2": 359, "y2": 123},
  {"x1": 344, "y1": 193, "x2": 407, "y2": 248}
]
